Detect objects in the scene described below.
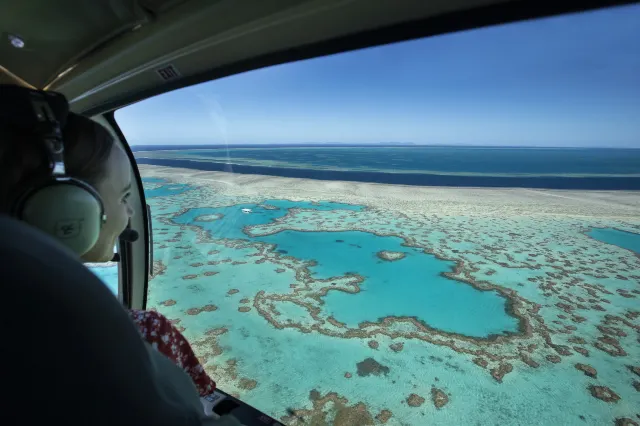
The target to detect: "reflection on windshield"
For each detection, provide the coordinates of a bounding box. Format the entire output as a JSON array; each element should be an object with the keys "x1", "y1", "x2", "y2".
[{"x1": 117, "y1": 5, "x2": 639, "y2": 426}]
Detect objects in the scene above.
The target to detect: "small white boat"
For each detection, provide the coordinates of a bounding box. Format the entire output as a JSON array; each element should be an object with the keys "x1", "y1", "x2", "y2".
[{"x1": 241, "y1": 208, "x2": 252, "y2": 214}]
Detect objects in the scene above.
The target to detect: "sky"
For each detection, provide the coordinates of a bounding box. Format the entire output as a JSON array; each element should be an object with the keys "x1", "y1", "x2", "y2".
[{"x1": 116, "y1": 4, "x2": 640, "y2": 147}]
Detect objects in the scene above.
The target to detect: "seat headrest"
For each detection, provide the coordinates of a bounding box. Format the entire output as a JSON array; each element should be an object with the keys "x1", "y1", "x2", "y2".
[{"x1": 0, "y1": 215, "x2": 209, "y2": 425}]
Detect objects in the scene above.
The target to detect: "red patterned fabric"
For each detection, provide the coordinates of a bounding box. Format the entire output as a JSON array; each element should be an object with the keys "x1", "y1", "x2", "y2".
[{"x1": 129, "y1": 309, "x2": 216, "y2": 396}]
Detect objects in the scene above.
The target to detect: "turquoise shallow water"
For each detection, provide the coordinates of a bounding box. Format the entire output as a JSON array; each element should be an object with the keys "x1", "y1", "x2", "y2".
[
  {"x1": 145, "y1": 183, "x2": 194, "y2": 198},
  {"x1": 175, "y1": 202, "x2": 518, "y2": 338},
  {"x1": 88, "y1": 265, "x2": 118, "y2": 295},
  {"x1": 588, "y1": 227, "x2": 640, "y2": 253},
  {"x1": 262, "y1": 230, "x2": 518, "y2": 337},
  {"x1": 85, "y1": 176, "x2": 640, "y2": 425},
  {"x1": 173, "y1": 200, "x2": 362, "y2": 240}
]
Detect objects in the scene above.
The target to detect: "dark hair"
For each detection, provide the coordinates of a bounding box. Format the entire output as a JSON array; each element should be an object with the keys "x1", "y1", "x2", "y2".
[{"x1": 0, "y1": 112, "x2": 115, "y2": 213}]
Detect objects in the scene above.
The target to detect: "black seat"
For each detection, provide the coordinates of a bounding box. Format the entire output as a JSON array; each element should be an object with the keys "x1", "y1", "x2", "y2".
[{"x1": 0, "y1": 215, "x2": 216, "y2": 425}]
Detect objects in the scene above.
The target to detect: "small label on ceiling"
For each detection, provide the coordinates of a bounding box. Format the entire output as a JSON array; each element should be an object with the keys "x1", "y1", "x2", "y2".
[{"x1": 156, "y1": 64, "x2": 181, "y2": 81}]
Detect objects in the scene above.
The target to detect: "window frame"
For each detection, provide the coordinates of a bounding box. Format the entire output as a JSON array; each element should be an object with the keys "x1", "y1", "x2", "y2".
[{"x1": 94, "y1": 113, "x2": 152, "y2": 310}]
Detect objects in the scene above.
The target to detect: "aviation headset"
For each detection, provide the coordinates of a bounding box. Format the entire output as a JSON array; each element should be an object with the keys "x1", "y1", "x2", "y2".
[{"x1": 0, "y1": 84, "x2": 106, "y2": 256}]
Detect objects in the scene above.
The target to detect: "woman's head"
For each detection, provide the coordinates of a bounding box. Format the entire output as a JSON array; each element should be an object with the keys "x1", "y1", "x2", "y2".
[{"x1": 0, "y1": 112, "x2": 134, "y2": 262}]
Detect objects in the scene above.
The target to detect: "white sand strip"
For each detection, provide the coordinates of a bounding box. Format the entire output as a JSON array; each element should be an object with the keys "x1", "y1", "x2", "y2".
[{"x1": 138, "y1": 165, "x2": 640, "y2": 220}]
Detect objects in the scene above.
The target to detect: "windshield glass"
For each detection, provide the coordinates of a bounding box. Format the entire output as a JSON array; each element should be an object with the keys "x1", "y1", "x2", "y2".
[{"x1": 116, "y1": 5, "x2": 640, "y2": 425}]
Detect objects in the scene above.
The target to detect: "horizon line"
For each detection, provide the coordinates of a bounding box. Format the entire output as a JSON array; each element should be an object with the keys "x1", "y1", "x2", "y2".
[{"x1": 129, "y1": 143, "x2": 640, "y2": 149}]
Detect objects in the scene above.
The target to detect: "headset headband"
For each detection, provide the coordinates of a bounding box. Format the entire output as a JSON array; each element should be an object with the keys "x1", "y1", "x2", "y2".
[
  {"x1": 0, "y1": 84, "x2": 69, "y2": 128},
  {"x1": 28, "y1": 90, "x2": 68, "y2": 177},
  {"x1": 0, "y1": 85, "x2": 69, "y2": 172}
]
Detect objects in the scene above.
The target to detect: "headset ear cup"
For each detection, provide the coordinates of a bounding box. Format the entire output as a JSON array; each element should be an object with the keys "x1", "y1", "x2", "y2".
[{"x1": 19, "y1": 181, "x2": 104, "y2": 256}]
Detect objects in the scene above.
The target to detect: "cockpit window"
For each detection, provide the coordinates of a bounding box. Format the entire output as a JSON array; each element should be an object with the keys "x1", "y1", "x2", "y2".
[{"x1": 116, "y1": 4, "x2": 640, "y2": 425}]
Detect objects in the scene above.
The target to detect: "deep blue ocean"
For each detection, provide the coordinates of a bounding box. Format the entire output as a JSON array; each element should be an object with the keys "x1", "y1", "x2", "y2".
[{"x1": 133, "y1": 145, "x2": 640, "y2": 189}]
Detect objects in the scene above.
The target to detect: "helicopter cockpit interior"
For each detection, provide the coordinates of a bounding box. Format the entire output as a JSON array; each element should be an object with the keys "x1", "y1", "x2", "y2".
[{"x1": 1, "y1": 1, "x2": 638, "y2": 425}]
